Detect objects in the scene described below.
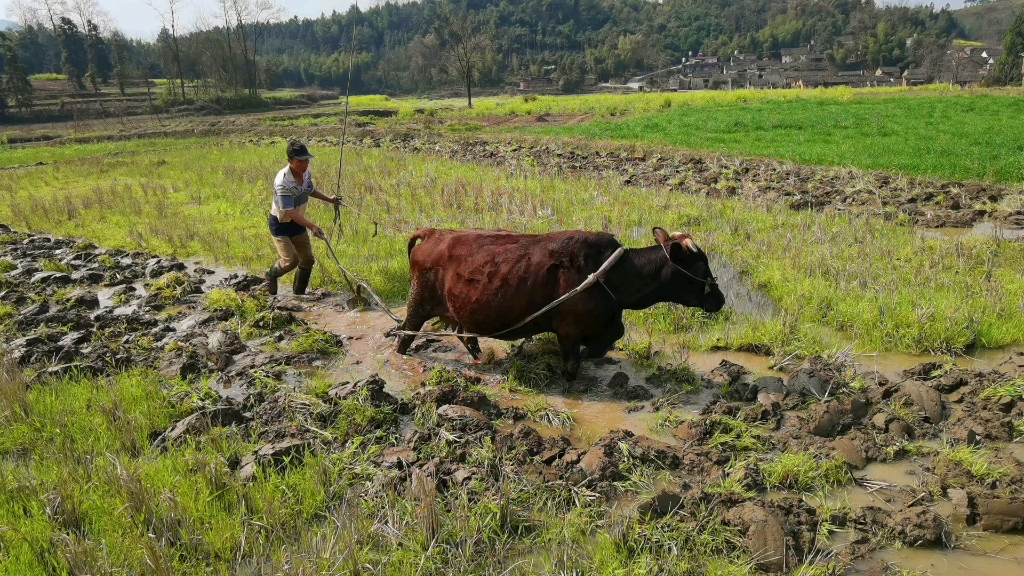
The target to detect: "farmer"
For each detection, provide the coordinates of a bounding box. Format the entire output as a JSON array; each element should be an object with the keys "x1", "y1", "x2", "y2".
[{"x1": 264, "y1": 141, "x2": 340, "y2": 296}]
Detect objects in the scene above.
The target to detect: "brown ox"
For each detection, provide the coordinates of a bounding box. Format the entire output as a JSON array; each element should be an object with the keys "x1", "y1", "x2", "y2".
[{"x1": 396, "y1": 227, "x2": 725, "y2": 380}]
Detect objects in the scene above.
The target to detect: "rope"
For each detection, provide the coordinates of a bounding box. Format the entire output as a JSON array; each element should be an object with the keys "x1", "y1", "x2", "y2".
[
  {"x1": 328, "y1": 0, "x2": 358, "y2": 252},
  {"x1": 319, "y1": 236, "x2": 403, "y2": 325}
]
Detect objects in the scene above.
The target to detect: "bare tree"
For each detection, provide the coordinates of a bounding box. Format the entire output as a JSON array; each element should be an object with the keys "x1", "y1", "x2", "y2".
[
  {"x1": 5, "y1": 0, "x2": 46, "y2": 27},
  {"x1": 434, "y1": 5, "x2": 489, "y2": 108},
  {"x1": 217, "y1": 0, "x2": 239, "y2": 92},
  {"x1": 945, "y1": 46, "x2": 965, "y2": 88},
  {"x1": 229, "y1": 0, "x2": 282, "y2": 96},
  {"x1": 146, "y1": 0, "x2": 188, "y2": 101},
  {"x1": 67, "y1": 0, "x2": 112, "y2": 32},
  {"x1": 37, "y1": 0, "x2": 67, "y2": 33}
]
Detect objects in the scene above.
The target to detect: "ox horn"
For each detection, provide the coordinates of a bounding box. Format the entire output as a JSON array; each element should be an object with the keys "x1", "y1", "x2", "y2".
[{"x1": 681, "y1": 238, "x2": 700, "y2": 253}]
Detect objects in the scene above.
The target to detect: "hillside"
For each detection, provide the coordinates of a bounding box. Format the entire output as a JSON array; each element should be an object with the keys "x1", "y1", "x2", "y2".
[{"x1": 956, "y1": 0, "x2": 1023, "y2": 44}]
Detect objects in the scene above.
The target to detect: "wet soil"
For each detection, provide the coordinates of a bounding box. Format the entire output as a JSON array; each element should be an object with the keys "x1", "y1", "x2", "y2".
[{"x1": 3, "y1": 224, "x2": 1024, "y2": 574}]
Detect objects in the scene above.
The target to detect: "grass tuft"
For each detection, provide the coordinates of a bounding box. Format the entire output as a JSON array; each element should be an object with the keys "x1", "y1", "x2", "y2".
[
  {"x1": 501, "y1": 335, "x2": 564, "y2": 391},
  {"x1": 761, "y1": 452, "x2": 851, "y2": 493},
  {"x1": 40, "y1": 258, "x2": 71, "y2": 273},
  {"x1": 705, "y1": 416, "x2": 772, "y2": 453},
  {"x1": 423, "y1": 365, "x2": 471, "y2": 388},
  {"x1": 936, "y1": 443, "x2": 1008, "y2": 483},
  {"x1": 0, "y1": 303, "x2": 15, "y2": 323},
  {"x1": 287, "y1": 329, "x2": 345, "y2": 356},
  {"x1": 522, "y1": 397, "x2": 574, "y2": 429},
  {"x1": 980, "y1": 376, "x2": 1024, "y2": 401},
  {"x1": 146, "y1": 272, "x2": 196, "y2": 303},
  {"x1": 0, "y1": 259, "x2": 15, "y2": 274}
]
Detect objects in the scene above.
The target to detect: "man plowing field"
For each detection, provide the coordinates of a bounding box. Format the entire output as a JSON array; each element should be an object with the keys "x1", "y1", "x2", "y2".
[{"x1": 264, "y1": 141, "x2": 341, "y2": 296}]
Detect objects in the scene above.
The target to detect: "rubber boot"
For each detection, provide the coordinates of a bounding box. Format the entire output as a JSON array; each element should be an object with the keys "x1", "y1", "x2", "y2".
[
  {"x1": 265, "y1": 263, "x2": 287, "y2": 296},
  {"x1": 292, "y1": 266, "x2": 312, "y2": 296}
]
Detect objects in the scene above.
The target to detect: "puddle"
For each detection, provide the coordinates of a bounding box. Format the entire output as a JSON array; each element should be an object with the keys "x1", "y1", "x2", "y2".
[
  {"x1": 707, "y1": 254, "x2": 778, "y2": 318},
  {"x1": 302, "y1": 301, "x2": 1023, "y2": 452},
  {"x1": 920, "y1": 222, "x2": 1024, "y2": 242},
  {"x1": 857, "y1": 534, "x2": 1024, "y2": 576},
  {"x1": 96, "y1": 281, "x2": 146, "y2": 309}
]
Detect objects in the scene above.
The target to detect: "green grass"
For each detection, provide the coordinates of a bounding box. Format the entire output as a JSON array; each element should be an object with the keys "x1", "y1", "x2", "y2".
[
  {"x1": 761, "y1": 452, "x2": 852, "y2": 493},
  {"x1": 0, "y1": 138, "x2": 214, "y2": 168},
  {"x1": 704, "y1": 416, "x2": 773, "y2": 453},
  {"x1": 29, "y1": 73, "x2": 66, "y2": 81},
  {"x1": 535, "y1": 92, "x2": 1024, "y2": 183},
  {"x1": 501, "y1": 336, "x2": 565, "y2": 391},
  {"x1": 146, "y1": 271, "x2": 195, "y2": 303},
  {"x1": 0, "y1": 361, "x2": 764, "y2": 574},
  {"x1": 522, "y1": 397, "x2": 574, "y2": 429},
  {"x1": 353, "y1": 85, "x2": 960, "y2": 119},
  {"x1": 40, "y1": 258, "x2": 71, "y2": 273},
  {"x1": 287, "y1": 329, "x2": 345, "y2": 356},
  {"x1": 936, "y1": 443, "x2": 1008, "y2": 483},
  {"x1": 3, "y1": 138, "x2": 1024, "y2": 354},
  {"x1": 980, "y1": 376, "x2": 1024, "y2": 400}
]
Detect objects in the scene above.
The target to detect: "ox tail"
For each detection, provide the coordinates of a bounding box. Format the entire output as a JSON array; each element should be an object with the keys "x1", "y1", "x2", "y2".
[{"x1": 406, "y1": 228, "x2": 435, "y2": 259}]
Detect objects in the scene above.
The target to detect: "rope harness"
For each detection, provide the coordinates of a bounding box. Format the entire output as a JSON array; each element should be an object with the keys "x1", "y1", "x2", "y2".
[{"x1": 662, "y1": 243, "x2": 718, "y2": 295}]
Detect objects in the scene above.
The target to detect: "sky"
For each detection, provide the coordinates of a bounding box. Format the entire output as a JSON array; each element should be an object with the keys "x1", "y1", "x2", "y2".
[
  {"x1": 1, "y1": 0, "x2": 360, "y2": 39},
  {"x1": 1, "y1": 0, "x2": 968, "y2": 40}
]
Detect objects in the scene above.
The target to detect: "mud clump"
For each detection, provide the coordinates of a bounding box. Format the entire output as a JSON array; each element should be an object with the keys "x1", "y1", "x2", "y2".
[
  {"x1": 577, "y1": 429, "x2": 681, "y2": 484},
  {"x1": 851, "y1": 506, "x2": 951, "y2": 548}
]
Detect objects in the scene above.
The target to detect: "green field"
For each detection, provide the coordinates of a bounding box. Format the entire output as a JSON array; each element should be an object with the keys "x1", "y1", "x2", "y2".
[
  {"x1": 531, "y1": 92, "x2": 1024, "y2": 183},
  {"x1": 2, "y1": 138, "x2": 1023, "y2": 355}
]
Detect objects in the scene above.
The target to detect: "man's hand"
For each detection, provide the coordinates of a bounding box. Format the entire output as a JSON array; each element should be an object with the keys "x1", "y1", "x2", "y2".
[
  {"x1": 311, "y1": 190, "x2": 341, "y2": 205},
  {"x1": 309, "y1": 224, "x2": 325, "y2": 240}
]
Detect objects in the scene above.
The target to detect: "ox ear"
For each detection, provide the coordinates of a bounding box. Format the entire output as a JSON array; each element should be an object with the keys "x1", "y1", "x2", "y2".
[{"x1": 652, "y1": 227, "x2": 671, "y2": 244}]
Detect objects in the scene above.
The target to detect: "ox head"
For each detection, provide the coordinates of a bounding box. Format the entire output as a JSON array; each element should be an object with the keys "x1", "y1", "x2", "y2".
[{"x1": 652, "y1": 227, "x2": 725, "y2": 313}]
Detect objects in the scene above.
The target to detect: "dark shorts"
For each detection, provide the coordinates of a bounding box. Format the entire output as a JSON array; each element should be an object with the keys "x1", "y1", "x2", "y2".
[{"x1": 268, "y1": 214, "x2": 306, "y2": 238}]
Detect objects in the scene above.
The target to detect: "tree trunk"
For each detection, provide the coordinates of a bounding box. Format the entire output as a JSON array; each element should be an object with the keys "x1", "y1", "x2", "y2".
[{"x1": 466, "y1": 67, "x2": 472, "y2": 108}]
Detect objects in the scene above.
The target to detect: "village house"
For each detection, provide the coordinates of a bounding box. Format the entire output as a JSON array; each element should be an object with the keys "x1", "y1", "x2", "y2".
[{"x1": 780, "y1": 46, "x2": 811, "y2": 63}]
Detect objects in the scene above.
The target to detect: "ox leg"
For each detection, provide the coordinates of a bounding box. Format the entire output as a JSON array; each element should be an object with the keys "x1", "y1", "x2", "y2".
[
  {"x1": 456, "y1": 330, "x2": 482, "y2": 361},
  {"x1": 556, "y1": 334, "x2": 583, "y2": 381},
  {"x1": 581, "y1": 319, "x2": 625, "y2": 359},
  {"x1": 396, "y1": 313, "x2": 430, "y2": 355}
]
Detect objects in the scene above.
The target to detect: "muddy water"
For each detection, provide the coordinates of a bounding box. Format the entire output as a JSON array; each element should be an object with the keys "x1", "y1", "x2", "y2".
[
  {"x1": 920, "y1": 222, "x2": 1024, "y2": 242},
  {"x1": 301, "y1": 301, "x2": 1024, "y2": 576},
  {"x1": 307, "y1": 303, "x2": 1021, "y2": 442},
  {"x1": 856, "y1": 534, "x2": 1024, "y2": 576}
]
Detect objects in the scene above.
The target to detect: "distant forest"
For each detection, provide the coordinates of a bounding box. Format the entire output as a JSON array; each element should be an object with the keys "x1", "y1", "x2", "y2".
[{"x1": 4, "y1": 0, "x2": 1022, "y2": 99}]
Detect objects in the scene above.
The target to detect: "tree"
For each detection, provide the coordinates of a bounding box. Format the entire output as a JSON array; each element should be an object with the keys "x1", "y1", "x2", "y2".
[
  {"x1": 67, "y1": 0, "x2": 113, "y2": 32},
  {"x1": 989, "y1": 7, "x2": 1024, "y2": 86},
  {"x1": 434, "y1": 5, "x2": 489, "y2": 108},
  {"x1": 56, "y1": 16, "x2": 87, "y2": 90},
  {"x1": 84, "y1": 19, "x2": 111, "y2": 90},
  {"x1": 229, "y1": 0, "x2": 284, "y2": 96},
  {"x1": 146, "y1": 0, "x2": 188, "y2": 101},
  {"x1": 109, "y1": 30, "x2": 130, "y2": 95},
  {"x1": 0, "y1": 32, "x2": 34, "y2": 112}
]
